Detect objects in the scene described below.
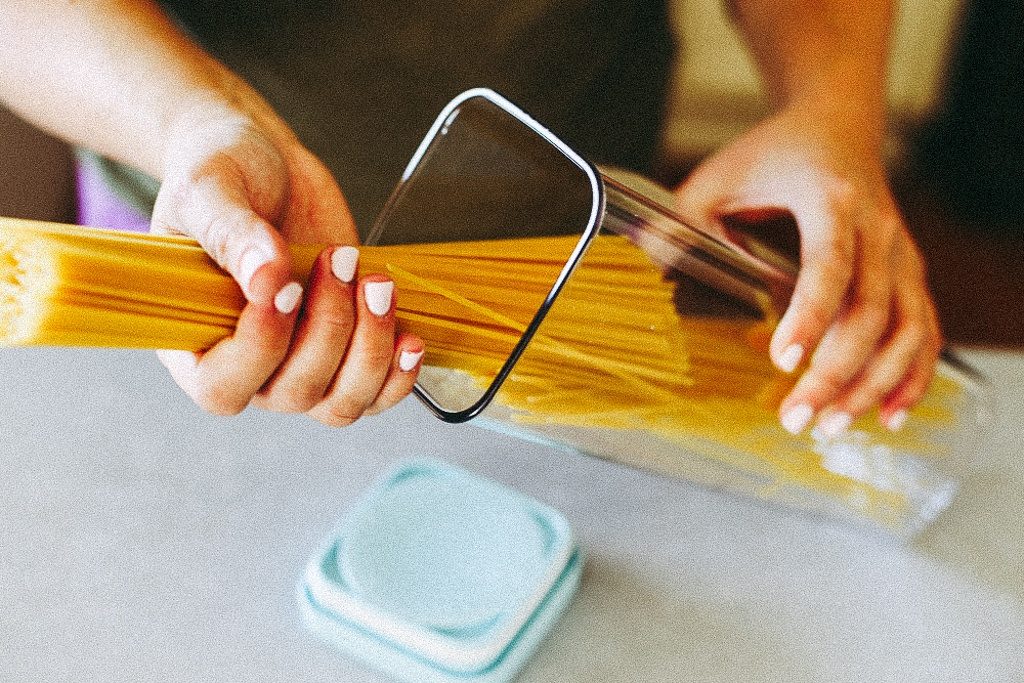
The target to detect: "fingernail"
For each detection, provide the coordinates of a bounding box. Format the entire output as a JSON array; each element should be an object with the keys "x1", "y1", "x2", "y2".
[
  {"x1": 816, "y1": 412, "x2": 852, "y2": 439},
  {"x1": 274, "y1": 282, "x2": 303, "y2": 314},
  {"x1": 399, "y1": 349, "x2": 423, "y2": 372},
  {"x1": 239, "y1": 247, "x2": 273, "y2": 293},
  {"x1": 364, "y1": 281, "x2": 394, "y2": 317},
  {"x1": 777, "y1": 344, "x2": 804, "y2": 373},
  {"x1": 886, "y1": 409, "x2": 908, "y2": 432},
  {"x1": 781, "y1": 404, "x2": 814, "y2": 435},
  {"x1": 331, "y1": 246, "x2": 359, "y2": 283}
]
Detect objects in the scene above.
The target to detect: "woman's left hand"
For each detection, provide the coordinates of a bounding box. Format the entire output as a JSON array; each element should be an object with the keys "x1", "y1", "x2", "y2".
[{"x1": 674, "y1": 103, "x2": 942, "y2": 437}]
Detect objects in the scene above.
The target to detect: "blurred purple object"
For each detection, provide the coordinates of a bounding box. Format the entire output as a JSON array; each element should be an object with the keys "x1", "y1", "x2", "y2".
[{"x1": 75, "y1": 160, "x2": 149, "y2": 232}]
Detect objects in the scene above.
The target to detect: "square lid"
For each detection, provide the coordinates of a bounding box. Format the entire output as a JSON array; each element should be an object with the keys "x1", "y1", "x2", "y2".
[{"x1": 300, "y1": 458, "x2": 577, "y2": 674}]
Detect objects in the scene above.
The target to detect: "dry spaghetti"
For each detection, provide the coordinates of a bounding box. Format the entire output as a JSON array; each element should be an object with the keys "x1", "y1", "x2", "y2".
[{"x1": 0, "y1": 217, "x2": 966, "y2": 531}]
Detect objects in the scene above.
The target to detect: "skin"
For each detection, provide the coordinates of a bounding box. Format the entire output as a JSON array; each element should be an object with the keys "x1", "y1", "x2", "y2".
[
  {"x1": 0, "y1": 0, "x2": 423, "y2": 425},
  {"x1": 0, "y1": 0, "x2": 939, "y2": 433},
  {"x1": 676, "y1": 0, "x2": 941, "y2": 435}
]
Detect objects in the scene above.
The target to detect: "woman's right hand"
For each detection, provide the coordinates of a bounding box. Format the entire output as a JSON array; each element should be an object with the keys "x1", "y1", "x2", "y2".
[
  {"x1": 152, "y1": 94, "x2": 424, "y2": 426},
  {"x1": 0, "y1": 1, "x2": 421, "y2": 424}
]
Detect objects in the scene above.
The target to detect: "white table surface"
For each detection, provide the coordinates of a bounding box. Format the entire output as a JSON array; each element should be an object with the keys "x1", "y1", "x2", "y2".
[{"x1": 0, "y1": 347, "x2": 1021, "y2": 682}]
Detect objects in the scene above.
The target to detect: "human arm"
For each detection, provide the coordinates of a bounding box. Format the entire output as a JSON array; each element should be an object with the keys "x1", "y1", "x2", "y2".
[
  {"x1": 0, "y1": 0, "x2": 422, "y2": 423},
  {"x1": 676, "y1": 0, "x2": 941, "y2": 435}
]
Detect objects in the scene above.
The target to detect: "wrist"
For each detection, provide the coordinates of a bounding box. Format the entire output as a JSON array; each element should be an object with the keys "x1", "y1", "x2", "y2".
[
  {"x1": 158, "y1": 77, "x2": 288, "y2": 181},
  {"x1": 779, "y1": 93, "x2": 888, "y2": 158}
]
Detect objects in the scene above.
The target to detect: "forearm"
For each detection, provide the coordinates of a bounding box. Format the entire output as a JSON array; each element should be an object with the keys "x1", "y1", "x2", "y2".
[
  {"x1": 729, "y1": 0, "x2": 893, "y2": 150},
  {"x1": 0, "y1": 0, "x2": 261, "y2": 178}
]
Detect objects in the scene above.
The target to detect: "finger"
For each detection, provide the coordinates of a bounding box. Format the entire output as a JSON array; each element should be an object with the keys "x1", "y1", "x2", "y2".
[
  {"x1": 880, "y1": 293, "x2": 942, "y2": 430},
  {"x1": 364, "y1": 334, "x2": 425, "y2": 416},
  {"x1": 878, "y1": 240, "x2": 943, "y2": 430},
  {"x1": 674, "y1": 169, "x2": 744, "y2": 243},
  {"x1": 809, "y1": 311, "x2": 915, "y2": 438},
  {"x1": 258, "y1": 246, "x2": 360, "y2": 413},
  {"x1": 156, "y1": 290, "x2": 301, "y2": 415},
  {"x1": 782, "y1": 229, "x2": 895, "y2": 434},
  {"x1": 152, "y1": 171, "x2": 294, "y2": 306},
  {"x1": 816, "y1": 270, "x2": 935, "y2": 425},
  {"x1": 278, "y1": 146, "x2": 359, "y2": 245},
  {"x1": 309, "y1": 276, "x2": 396, "y2": 427},
  {"x1": 769, "y1": 183, "x2": 858, "y2": 375},
  {"x1": 880, "y1": 344, "x2": 941, "y2": 431}
]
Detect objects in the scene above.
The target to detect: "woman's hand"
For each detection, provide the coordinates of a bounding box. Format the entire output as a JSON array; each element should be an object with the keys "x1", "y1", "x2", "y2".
[
  {"x1": 675, "y1": 104, "x2": 941, "y2": 436},
  {"x1": 152, "y1": 96, "x2": 423, "y2": 425},
  {"x1": 0, "y1": 1, "x2": 420, "y2": 424}
]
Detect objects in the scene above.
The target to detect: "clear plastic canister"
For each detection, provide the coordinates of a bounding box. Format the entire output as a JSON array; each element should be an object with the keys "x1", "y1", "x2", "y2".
[
  {"x1": 472, "y1": 168, "x2": 991, "y2": 538},
  {"x1": 368, "y1": 89, "x2": 991, "y2": 539}
]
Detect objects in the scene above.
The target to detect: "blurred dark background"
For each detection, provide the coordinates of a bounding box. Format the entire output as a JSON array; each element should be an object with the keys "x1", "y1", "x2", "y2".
[
  {"x1": 2, "y1": 0, "x2": 1021, "y2": 348},
  {"x1": 0, "y1": 109, "x2": 74, "y2": 225}
]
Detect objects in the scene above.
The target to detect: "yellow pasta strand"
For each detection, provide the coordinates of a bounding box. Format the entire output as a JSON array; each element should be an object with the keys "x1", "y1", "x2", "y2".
[{"x1": 0, "y1": 217, "x2": 965, "y2": 531}]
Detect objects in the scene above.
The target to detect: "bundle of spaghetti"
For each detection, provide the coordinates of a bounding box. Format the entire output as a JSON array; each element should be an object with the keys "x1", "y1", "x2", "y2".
[
  {"x1": 0, "y1": 217, "x2": 962, "y2": 527},
  {"x1": 0, "y1": 218, "x2": 689, "y2": 389}
]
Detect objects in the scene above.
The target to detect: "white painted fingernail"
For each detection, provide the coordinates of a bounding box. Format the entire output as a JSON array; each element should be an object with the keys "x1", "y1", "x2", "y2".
[
  {"x1": 239, "y1": 247, "x2": 273, "y2": 294},
  {"x1": 331, "y1": 246, "x2": 359, "y2": 283},
  {"x1": 886, "y1": 409, "x2": 908, "y2": 432},
  {"x1": 781, "y1": 404, "x2": 814, "y2": 435},
  {"x1": 274, "y1": 282, "x2": 303, "y2": 314},
  {"x1": 816, "y1": 412, "x2": 852, "y2": 439},
  {"x1": 364, "y1": 281, "x2": 394, "y2": 317},
  {"x1": 399, "y1": 349, "x2": 423, "y2": 372},
  {"x1": 777, "y1": 344, "x2": 804, "y2": 373}
]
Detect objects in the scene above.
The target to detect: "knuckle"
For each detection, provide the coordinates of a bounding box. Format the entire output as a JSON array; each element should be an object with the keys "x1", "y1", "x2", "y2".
[
  {"x1": 850, "y1": 300, "x2": 889, "y2": 335},
  {"x1": 800, "y1": 301, "x2": 835, "y2": 333},
  {"x1": 811, "y1": 363, "x2": 852, "y2": 395},
  {"x1": 367, "y1": 345, "x2": 395, "y2": 370},
  {"x1": 351, "y1": 340, "x2": 395, "y2": 371},
  {"x1": 317, "y1": 395, "x2": 368, "y2": 428},
  {"x1": 170, "y1": 177, "x2": 193, "y2": 206},
  {"x1": 270, "y1": 382, "x2": 323, "y2": 414},
  {"x1": 898, "y1": 319, "x2": 927, "y2": 349},
  {"x1": 904, "y1": 368, "x2": 937, "y2": 405},
  {"x1": 192, "y1": 382, "x2": 246, "y2": 416},
  {"x1": 318, "y1": 411, "x2": 359, "y2": 428},
  {"x1": 815, "y1": 260, "x2": 855, "y2": 298},
  {"x1": 904, "y1": 380, "x2": 930, "y2": 406},
  {"x1": 373, "y1": 386, "x2": 410, "y2": 414},
  {"x1": 825, "y1": 178, "x2": 858, "y2": 211},
  {"x1": 874, "y1": 204, "x2": 902, "y2": 234},
  {"x1": 818, "y1": 230, "x2": 855, "y2": 265},
  {"x1": 862, "y1": 369, "x2": 901, "y2": 404},
  {"x1": 317, "y1": 306, "x2": 356, "y2": 336},
  {"x1": 248, "y1": 326, "x2": 293, "y2": 359},
  {"x1": 901, "y1": 249, "x2": 927, "y2": 281},
  {"x1": 838, "y1": 392, "x2": 873, "y2": 418},
  {"x1": 208, "y1": 208, "x2": 253, "y2": 268}
]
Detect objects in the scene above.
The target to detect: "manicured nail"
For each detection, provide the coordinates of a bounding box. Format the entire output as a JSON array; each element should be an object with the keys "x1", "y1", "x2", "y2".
[
  {"x1": 239, "y1": 247, "x2": 273, "y2": 293},
  {"x1": 399, "y1": 349, "x2": 424, "y2": 372},
  {"x1": 781, "y1": 404, "x2": 814, "y2": 435},
  {"x1": 816, "y1": 412, "x2": 852, "y2": 439},
  {"x1": 331, "y1": 246, "x2": 359, "y2": 283},
  {"x1": 777, "y1": 344, "x2": 804, "y2": 373},
  {"x1": 364, "y1": 281, "x2": 394, "y2": 317},
  {"x1": 886, "y1": 409, "x2": 908, "y2": 432},
  {"x1": 274, "y1": 282, "x2": 303, "y2": 314}
]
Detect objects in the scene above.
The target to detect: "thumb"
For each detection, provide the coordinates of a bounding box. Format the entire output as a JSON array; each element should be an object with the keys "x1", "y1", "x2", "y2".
[
  {"x1": 673, "y1": 165, "x2": 753, "y2": 245},
  {"x1": 152, "y1": 177, "x2": 295, "y2": 308},
  {"x1": 715, "y1": 167, "x2": 856, "y2": 369},
  {"x1": 674, "y1": 167, "x2": 730, "y2": 228}
]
